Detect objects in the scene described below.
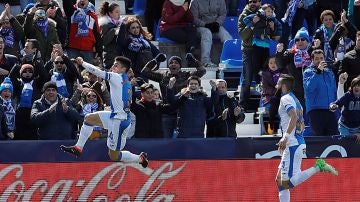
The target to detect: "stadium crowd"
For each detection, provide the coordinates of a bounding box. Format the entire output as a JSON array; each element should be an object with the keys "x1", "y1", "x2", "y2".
[{"x1": 0, "y1": 0, "x2": 358, "y2": 141}]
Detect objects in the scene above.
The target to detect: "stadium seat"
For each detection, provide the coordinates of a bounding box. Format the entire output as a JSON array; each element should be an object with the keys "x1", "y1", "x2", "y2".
[
  {"x1": 154, "y1": 21, "x2": 177, "y2": 44},
  {"x1": 219, "y1": 39, "x2": 243, "y2": 69},
  {"x1": 133, "y1": 0, "x2": 146, "y2": 16},
  {"x1": 223, "y1": 16, "x2": 240, "y2": 39},
  {"x1": 269, "y1": 39, "x2": 278, "y2": 56}
]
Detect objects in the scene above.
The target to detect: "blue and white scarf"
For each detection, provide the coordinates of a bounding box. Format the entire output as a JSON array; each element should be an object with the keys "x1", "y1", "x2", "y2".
[
  {"x1": 0, "y1": 27, "x2": 15, "y2": 48},
  {"x1": 128, "y1": 34, "x2": 151, "y2": 52},
  {"x1": 51, "y1": 72, "x2": 70, "y2": 98},
  {"x1": 2, "y1": 99, "x2": 15, "y2": 131},
  {"x1": 19, "y1": 80, "x2": 33, "y2": 108},
  {"x1": 73, "y1": 8, "x2": 90, "y2": 37},
  {"x1": 319, "y1": 24, "x2": 335, "y2": 63},
  {"x1": 336, "y1": 37, "x2": 355, "y2": 61},
  {"x1": 282, "y1": 0, "x2": 302, "y2": 26},
  {"x1": 292, "y1": 47, "x2": 311, "y2": 68},
  {"x1": 35, "y1": 18, "x2": 49, "y2": 37},
  {"x1": 81, "y1": 103, "x2": 98, "y2": 116}
]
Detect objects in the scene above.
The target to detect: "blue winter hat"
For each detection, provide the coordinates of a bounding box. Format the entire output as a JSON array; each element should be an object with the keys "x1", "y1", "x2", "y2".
[
  {"x1": 0, "y1": 77, "x2": 13, "y2": 93},
  {"x1": 23, "y1": 3, "x2": 35, "y2": 14},
  {"x1": 294, "y1": 27, "x2": 310, "y2": 43}
]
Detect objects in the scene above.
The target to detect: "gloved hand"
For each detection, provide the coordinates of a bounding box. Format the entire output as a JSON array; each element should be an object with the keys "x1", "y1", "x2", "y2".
[
  {"x1": 155, "y1": 53, "x2": 166, "y2": 63},
  {"x1": 205, "y1": 22, "x2": 220, "y2": 33}
]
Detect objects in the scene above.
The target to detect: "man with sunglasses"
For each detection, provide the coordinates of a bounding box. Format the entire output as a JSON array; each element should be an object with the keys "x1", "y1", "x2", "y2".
[
  {"x1": 61, "y1": 56, "x2": 149, "y2": 168},
  {"x1": 238, "y1": 0, "x2": 262, "y2": 110}
]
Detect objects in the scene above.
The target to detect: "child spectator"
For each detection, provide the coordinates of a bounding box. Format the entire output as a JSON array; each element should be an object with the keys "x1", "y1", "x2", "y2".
[
  {"x1": 0, "y1": 77, "x2": 14, "y2": 139},
  {"x1": 243, "y1": 3, "x2": 282, "y2": 48},
  {"x1": 330, "y1": 76, "x2": 360, "y2": 143}
]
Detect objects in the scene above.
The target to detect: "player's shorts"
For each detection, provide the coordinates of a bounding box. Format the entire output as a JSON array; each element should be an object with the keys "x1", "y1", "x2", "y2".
[
  {"x1": 98, "y1": 111, "x2": 131, "y2": 151},
  {"x1": 278, "y1": 144, "x2": 306, "y2": 181}
]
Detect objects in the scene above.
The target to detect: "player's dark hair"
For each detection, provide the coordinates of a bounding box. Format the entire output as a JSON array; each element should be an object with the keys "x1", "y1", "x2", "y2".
[
  {"x1": 114, "y1": 56, "x2": 132, "y2": 71},
  {"x1": 279, "y1": 74, "x2": 294, "y2": 91},
  {"x1": 187, "y1": 76, "x2": 201, "y2": 86}
]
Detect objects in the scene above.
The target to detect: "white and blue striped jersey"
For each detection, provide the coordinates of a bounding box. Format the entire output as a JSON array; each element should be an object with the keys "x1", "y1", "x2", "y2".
[
  {"x1": 279, "y1": 92, "x2": 305, "y2": 147},
  {"x1": 82, "y1": 62, "x2": 132, "y2": 120}
]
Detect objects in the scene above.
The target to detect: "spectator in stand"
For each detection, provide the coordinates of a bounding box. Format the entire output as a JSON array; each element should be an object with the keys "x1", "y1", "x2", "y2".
[
  {"x1": 141, "y1": 52, "x2": 206, "y2": 138},
  {"x1": 330, "y1": 76, "x2": 360, "y2": 143},
  {"x1": 9, "y1": 63, "x2": 48, "y2": 140},
  {"x1": 98, "y1": 2, "x2": 122, "y2": 69},
  {"x1": 348, "y1": 0, "x2": 360, "y2": 31},
  {"x1": 0, "y1": 98, "x2": 8, "y2": 140},
  {"x1": 276, "y1": 27, "x2": 312, "y2": 113},
  {"x1": 282, "y1": 0, "x2": 316, "y2": 38},
  {"x1": 238, "y1": 0, "x2": 262, "y2": 109},
  {"x1": 316, "y1": 0, "x2": 348, "y2": 25},
  {"x1": 167, "y1": 76, "x2": 216, "y2": 138},
  {"x1": 303, "y1": 49, "x2": 338, "y2": 136},
  {"x1": 130, "y1": 82, "x2": 186, "y2": 138},
  {"x1": 261, "y1": 56, "x2": 288, "y2": 132},
  {"x1": 0, "y1": 77, "x2": 14, "y2": 139},
  {"x1": 0, "y1": 4, "x2": 24, "y2": 57},
  {"x1": 144, "y1": 0, "x2": 165, "y2": 37},
  {"x1": 312, "y1": 10, "x2": 338, "y2": 64},
  {"x1": 31, "y1": 81, "x2": 80, "y2": 140},
  {"x1": 118, "y1": 16, "x2": 161, "y2": 78},
  {"x1": 19, "y1": 39, "x2": 45, "y2": 78},
  {"x1": 160, "y1": 0, "x2": 197, "y2": 54},
  {"x1": 63, "y1": 0, "x2": 102, "y2": 63},
  {"x1": 190, "y1": 0, "x2": 232, "y2": 67},
  {"x1": 339, "y1": 31, "x2": 360, "y2": 90},
  {"x1": 45, "y1": 44, "x2": 81, "y2": 98},
  {"x1": 31, "y1": 0, "x2": 68, "y2": 47},
  {"x1": 225, "y1": 0, "x2": 239, "y2": 16},
  {"x1": 0, "y1": 0, "x2": 22, "y2": 14},
  {"x1": 206, "y1": 79, "x2": 245, "y2": 138},
  {"x1": 273, "y1": 0, "x2": 289, "y2": 44},
  {"x1": 24, "y1": 6, "x2": 60, "y2": 62},
  {"x1": 0, "y1": 36, "x2": 18, "y2": 83}
]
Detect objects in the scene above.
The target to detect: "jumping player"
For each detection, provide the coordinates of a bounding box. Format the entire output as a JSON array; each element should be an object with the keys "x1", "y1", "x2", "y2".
[
  {"x1": 275, "y1": 74, "x2": 337, "y2": 202},
  {"x1": 60, "y1": 56, "x2": 148, "y2": 168}
]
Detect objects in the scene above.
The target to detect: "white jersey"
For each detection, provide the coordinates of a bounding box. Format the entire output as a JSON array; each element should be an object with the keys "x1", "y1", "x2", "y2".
[
  {"x1": 82, "y1": 62, "x2": 131, "y2": 120},
  {"x1": 278, "y1": 92, "x2": 305, "y2": 147}
]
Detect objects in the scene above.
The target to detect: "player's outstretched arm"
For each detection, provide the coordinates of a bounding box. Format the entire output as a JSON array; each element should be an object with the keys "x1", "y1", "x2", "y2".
[{"x1": 76, "y1": 57, "x2": 107, "y2": 80}]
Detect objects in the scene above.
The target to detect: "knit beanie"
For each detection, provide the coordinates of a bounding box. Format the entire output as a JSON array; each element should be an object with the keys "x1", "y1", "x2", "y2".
[
  {"x1": 294, "y1": 27, "x2": 310, "y2": 43},
  {"x1": 168, "y1": 56, "x2": 182, "y2": 67},
  {"x1": 0, "y1": 77, "x2": 13, "y2": 93},
  {"x1": 20, "y1": 64, "x2": 34, "y2": 74},
  {"x1": 169, "y1": 0, "x2": 186, "y2": 6}
]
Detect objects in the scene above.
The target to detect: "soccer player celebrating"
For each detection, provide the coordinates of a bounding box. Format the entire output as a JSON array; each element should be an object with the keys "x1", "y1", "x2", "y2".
[
  {"x1": 275, "y1": 74, "x2": 337, "y2": 202},
  {"x1": 60, "y1": 56, "x2": 148, "y2": 168}
]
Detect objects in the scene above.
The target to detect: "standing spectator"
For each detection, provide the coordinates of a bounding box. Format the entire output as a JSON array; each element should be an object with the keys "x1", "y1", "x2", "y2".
[
  {"x1": 98, "y1": 2, "x2": 122, "y2": 69},
  {"x1": 348, "y1": 0, "x2": 360, "y2": 31},
  {"x1": 24, "y1": 6, "x2": 60, "y2": 62},
  {"x1": 118, "y1": 16, "x2": 160, "y2": 78},
  {"x1": 0, "y1": 36, "x2": 18, "y2": 83},
  {"x1": 0, "y1": 77, "x2": 14, "y2": 139},
  {"x1": 316, "y1": 0, "x2": 348, "y2": 25},
  {"x1": 339, "y1": 31, "x2": 360, "y2": 90},
  {"x1": 206, "y1": 79, "x2": 245, "y2": 138},
  {"x1": 63, "y1": 0, "x2": 102, "y2": 63},
  {"x1": 0, "y1": 4, "x2": 24, "y2": 57},
  {"x1": 19, "y1": 39, "x2": 45, "y2": 78},
  {"x1": 144, "y1": 0, "x2": 165, "y2": 37},
  {"x1": 330, "y1": 76, "x2": 360, "y2": 142},
  {"x1": 190, "y1": 0, "x2": 232, "y2": 67},
  {"x1": 160, "y1": 0, "x2": 197, "y2": 54},
  {"x1": 276, "y1": 27, "x2": 312, "y2": 112},
  {"x1": 130, "y1": 82, "x2": 186, "y2": 138},
  {"x1": 167, "y1": 76, "x2": 216, "y2": 138},
  {"x1": 141, "y1": 53, "x2": 206, "y2": 137},
  {"x1": 238, "y1": 0, "x2": 262, "y2": 109},
  {"x1": 45, "y1": 45, "x2": 81, "y2": 98},
  {"x1": 31, "y1": 81, "x2": 80, "y2": 140},
  {"x1": 312, "y1": 10, "x2": 337, "y2": 64},
  {"x1": 303, "y1": 49, "x2": 338, "y2": 136}
]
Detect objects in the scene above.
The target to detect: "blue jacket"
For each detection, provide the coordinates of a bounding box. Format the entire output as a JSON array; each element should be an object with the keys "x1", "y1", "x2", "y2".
[{"x1": 303, "y1": 66, "x2": 337, "y2": 113}]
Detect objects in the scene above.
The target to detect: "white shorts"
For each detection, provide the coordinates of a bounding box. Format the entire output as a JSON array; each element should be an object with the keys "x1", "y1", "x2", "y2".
[
  {"x1": 278, "y1": 144, "x2": 306, "y2": 181},
  {"x1": 98, "y1": 111, "x2": 131, "y2": 151}
]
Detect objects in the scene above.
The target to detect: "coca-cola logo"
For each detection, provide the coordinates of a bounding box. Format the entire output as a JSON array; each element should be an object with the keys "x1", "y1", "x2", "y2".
[{"x1": 0, "y1": 162, "x2": 187, "y2": 201}]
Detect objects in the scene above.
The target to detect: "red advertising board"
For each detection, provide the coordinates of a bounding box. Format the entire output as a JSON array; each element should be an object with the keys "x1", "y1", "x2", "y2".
[{"x1": 0, "y1": 158, "x2": 357, "y2": 201}]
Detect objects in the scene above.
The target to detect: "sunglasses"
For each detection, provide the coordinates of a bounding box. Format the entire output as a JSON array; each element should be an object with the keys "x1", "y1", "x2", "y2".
[
  {"x1": 87, "y1": 94, "x2": 97, "y2": 98},
  {"x1": 35, "y1": 11, "x2": 46, "y2": 17},
  {"x1": 295, "y1": 38, "x2": 307, "y2": 42},
  {"x1": 130, "y1": 26, "x2": 140, "y2": 30},
  {"x1": 54, "y1": 61, "x2": 65, "y2": 64}
]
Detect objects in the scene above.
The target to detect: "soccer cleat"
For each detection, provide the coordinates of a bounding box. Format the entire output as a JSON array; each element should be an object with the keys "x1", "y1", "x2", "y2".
[
  {"x1": 315, "y1": 159, "x2": 338, "y2": 176},
  {"x1": 139, "y1": 152, "x2": 149, "y2": 168},
  {"x1": 60, "y1": 145, "x2": 82, "y2": 157}
]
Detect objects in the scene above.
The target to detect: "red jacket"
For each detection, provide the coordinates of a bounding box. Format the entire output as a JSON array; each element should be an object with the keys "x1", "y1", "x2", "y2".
[{"x1": 159, "y1": 0, "x2": 194, "y2": 34}]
